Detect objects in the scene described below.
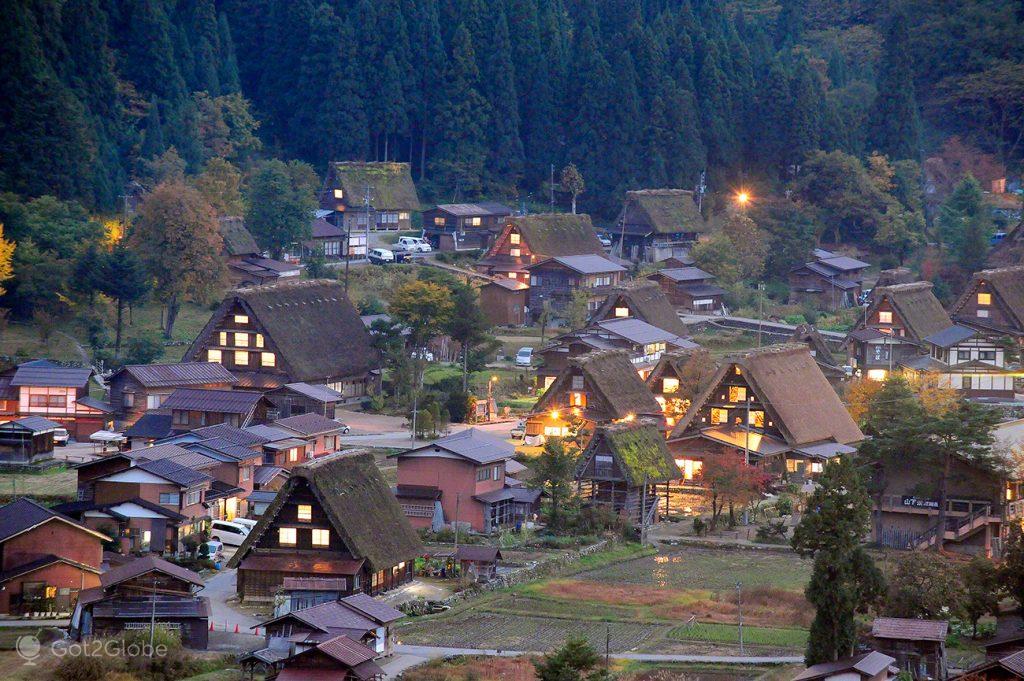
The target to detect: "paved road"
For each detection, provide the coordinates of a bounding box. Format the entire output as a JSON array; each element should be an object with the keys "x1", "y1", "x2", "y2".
[
  {"x1": 336, "y1": 409, "x2": 518, "y2": 449},
  {"x1": 382, "y1": 645, "x2": 802, "y2": 677},
  {"x1": 203, "y1": 566, "x2": 262, "y2": 635}
]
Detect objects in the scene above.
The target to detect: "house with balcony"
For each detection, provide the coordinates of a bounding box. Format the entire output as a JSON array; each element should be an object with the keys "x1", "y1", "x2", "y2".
[
  {"x1": 183, "y1": 279, "x2": 379, "y2": 400},
  {"x1": 668, "y1": 344, "x2": 863, "y2": 483},
  {"x1": 159, "y1": 387, "x2": 268, "y2": 433},
  {"x1": 526, "y1": 255, "x2": 626, "y2": 321},
  {"x1": 390, "y1": 429, "x2": 540, "y2": 534},
  {"x1": 422, "y1": 202, "x2": 513, "y2": 251},
  {"x1": 614, "y1": 189, "x2": 709, "y2": 262},
  {"x1": 526, "y1": 350, "x2": 663, "y2": 445},
  {"x1": 575, "y1": 423, "x2": 680, "y2": 525},
  {"x1": 475, "y1": 213, "x2": 605, "y2": 284},
  {"x1": 108, "y1": 362, "x2": 238, "y2": 428},
  {"x1": 789, "y1": 248, "x2": 870, "y2": 311},
  {"x1": 0, "y1": 360, "x2": 112, "y2": 439},
  {"x1": 227, "y1": 450, "x2": 423, "y2": 602},
  {"x1": 318, "y1": 161, "x2": 420, "y2": 232}
]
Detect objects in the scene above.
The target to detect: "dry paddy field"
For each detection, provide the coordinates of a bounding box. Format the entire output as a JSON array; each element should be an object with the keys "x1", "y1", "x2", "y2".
[{"x1": 397, "y1": 544, "x2": 814, "y2": 655}]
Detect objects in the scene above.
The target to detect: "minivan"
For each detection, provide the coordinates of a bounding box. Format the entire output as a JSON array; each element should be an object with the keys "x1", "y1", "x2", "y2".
[
  {"x1": 209, "y1": 519, "x2": 250, "y2": 546},
  {"x1": 515, "y1": 347, "x2": 534, "y2": 367},
  {"x1": 368, "y1": 248, "x2": 395, "y2": 264},
  {"x1": 397, "y1": 236, "x2": 432, "y2": 253},
  {"x1": 231, "y1": 518, "x2": 259, "y2": 532}
]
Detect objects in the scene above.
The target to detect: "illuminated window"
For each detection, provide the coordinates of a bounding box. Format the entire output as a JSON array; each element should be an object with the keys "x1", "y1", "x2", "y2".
[
  {"x1": 399, "y1": 212, "x2": 410, "y2": 221},
  {"x1": 234, "y1": 315, "x2": 249, "y2": 324},
  {"x1": 288, "y1": 448, "x2": 299, "y2": 462},
  {"x1": 470, "y1": 217, "x2": 482, "y2": 226},
  {"x1": 207, "y1": 349, "x2": 222, "y2": 363},
  {"x1": 662, "y1": 378, "x2": 679, "y2": 393},
  {"x1": 261, "y1": 352, "x2": 276, "y2": 367},
  {"x1": 810, "y1": 462, "x2": 824, "y2": 473},
  {"x1": 297, "y1": 504, "x2": 312, "y2": 521},
  {"x1": 507, "y1": 272, "x2": 517, "y2": 279},
  {"x1": 614, "y1": 306, "x2": 629, "y2": 318},
  {"x1": 569, "y1": 392, "x2": 586, "y2": 407},
  {"x1": 311, "y1": 529, "x2": 330, "y2": 546},
  {"x1": 509, "y1": 233, "x2": 520, "y2": 245},
  {"x1": 218, "y1": 331, "x2": 228, "y2": 345},
  {"x1": 543, "y1": 376, "x2": 556, "y2": 390},
  {"x1": 234, "y1": 332, "x2": 247, "y2": 347},
  {"x1": 255, "y1": 334, "x2": 264, "y2": 348},
  {"x1": 786, "y1": 458, "x2": 799, "y2": 473},
  {"x1": 748, "y1": 410, "x2": 765, "y2": 427},
  {"x1": 544, "y1": 426, "x2": 569, "y2": 437},
  {"x1": 710, "y1": 408, "x2": 728, "y2": 425},
  {"x1": 278, "y1": 528, "x2": 297, "y2": 545},
  {"x1": 728, "y1": 386, "x2": 746, "y2": 402},
  {"x1": 734, "y1": 366, "x2": 742, "y2": 375},
  {"x1": 866, "y1": 369, "x2": 887, "y2": 381},
  {"x1": 674, "y1": 458, "x2": 703, "y2": 480},
  {"x1": 510, "y1": 248, "x2": 521, "y2": 257},
  {"x1": 434, "y1": 217, "x2": 445, "y2": 226},
  {"x1": 978, "y1": 292, "x2": 991, "y2": 305},
  {"x1": 234, "y1": 351, "x2": 249, "y2": 365},
  {"x1": 878, "y1": 311, "x2": 893, "y2": 324}
]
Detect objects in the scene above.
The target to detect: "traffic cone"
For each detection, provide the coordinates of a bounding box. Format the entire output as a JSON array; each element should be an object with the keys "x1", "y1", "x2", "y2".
[
  {"x1": 234, "y1": 623, "x2": 240, "y2": 634},
  {"x1": 209, "y1": 621, "x2": 214, "y2": 631},
  {"x1": 254, "y1": 627, "x2": 260, "y2": 636}
]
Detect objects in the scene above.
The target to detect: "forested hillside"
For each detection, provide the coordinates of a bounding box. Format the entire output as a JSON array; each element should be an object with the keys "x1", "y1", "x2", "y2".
[{"x1": 1, "y1": 0, "x2": 1022, "y2": 218}]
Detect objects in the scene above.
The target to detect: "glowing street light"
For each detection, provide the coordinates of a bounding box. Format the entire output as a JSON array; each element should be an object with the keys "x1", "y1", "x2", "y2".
[{"x1": 735, "y1": 191, "x2": 750, "y2": 206}]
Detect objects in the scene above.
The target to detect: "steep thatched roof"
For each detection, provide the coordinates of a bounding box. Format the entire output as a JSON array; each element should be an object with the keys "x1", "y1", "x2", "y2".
[
  {"x1": 534, "y1": 350, "x2": 662, "y2": 420},
  {"x1": 219, "y1": 217, "x2": 260, "y2": 256},
  {"x1": 789, "y1": 324, "x2": 839, "y2": 368},
  {"x1": 590, "y1": 280, "x2": 690, "y2": 338},
  {"x1": 579, "y1": 423, "x2": 679, "y2": 485},
  {"x1": 227, "y1": 450, "x2": 422, "y2": 572},
  {"x1": 330, "y1": 162, "x2": 421, "y2": 211},
  {"x1": 950, "y1": 266, "x2": 1024, "y2": 331},
  {"x1": 503, "y1": 213, "x2": 604, "y2": 257},
  {"x1": 868, "y1": 282, "x2": 953, "y2": 342},
  {"x1": 645, "y1": 349, "x2": 714, "y2": 389},
  {"x1": 671, "y1": 344, "x2": 863, "y2": 447},
  {"x1": 618, "y1": 189, "x2": 707, "y2": 235},
  {"x1": 184, "y1": 279, "x2": 378, "y2": 383}
]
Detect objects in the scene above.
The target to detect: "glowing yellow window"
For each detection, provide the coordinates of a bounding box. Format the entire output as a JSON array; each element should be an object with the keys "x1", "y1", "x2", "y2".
[
  {"x1": 311, "y1": 529, "x2": 330, "y2": 547},
  {"x1": 662, "y1": 378, "x2": 679, "y2": 393},
  {"x1": 470, "y1": 217, "x2": 481, "y2": 226},
  {"x1": 786, "y1": 458, "x2": 799, "y2": 473},
  {"x1": 234, "y1": 351, "x2": 249, "y2": 366},
  {"x1": 810, "y1": 462, "x2": 824, "y2": 473},
  {"x1": 288, "y1": 448, "x2": 299, "y2": 462},
  {"x1": 543, "y1": 376, "x2": 556, "y2": 390},
  {"x1": 710, "y1": 408, "x2": 728, "y2": 425},
  {"x1": 978, "y1": 292, "x2": 992, "y2": 306},
  {"x1": 234, "y1": 314, "x2": 249, "y2": 324},
  {"x1": 297, "y1": 504, "x2": 312, "y2": 521},
  {"x1": 675, "y1": 458, "x2": 703, "y2": 480},
  {"x1": 278, "y1": 528, "x2": 297, "y2": 545},
  {"x1": 728, "y1": 386, "x2": 746, "y2": 402},
  {"x1": 207, "y1": 349, "x2": 222, "y2": 363},
  {"x1": 614, "y1": 306, "x2": 629, "y2": 318},
  {"x1": 509, "y1": 233, "x2": 520, "y2": 245},
  {"x1": 434, "y1": 217, "x2": 445, "y2": 226},
  {"x1": 333, "y1": 189, "x2": 344, "y2": 199},
  {"x1": 235, "y1": 332, "x2": 248, "y2": 347},
  {"x1": 569, "y1": 392, "x2": 586, "y2": 407},
  {"x1": 866, "y1": 369, "x2": 887, "y2": 381},
  {"x1": 507, "y1": 272, "x2": 517, "y2": 279},
  {"x1": 261, "y1": 352, "x2": 276, "y2": 367},
  {"x1": 544, "y1": 426, "x2": 569, "y2": 437},
  {"x1": 399, "y1": 212, "x2": 410, "y2": 221},
  {"x1": 510, "y1": 248, "x2": 521, "y2": 257},
  {"x1": 218, "y1": 331, "x2": 228, "y2": 345},
  {"x1": 255, "y1": 334, "x2": 264, "y2": 348},
  {"x1": 878, "y1": 311, "x2": 893, "y2": 324},
  {"x1": 748, "y1": 410, "x2": 765, "y2": 427}
]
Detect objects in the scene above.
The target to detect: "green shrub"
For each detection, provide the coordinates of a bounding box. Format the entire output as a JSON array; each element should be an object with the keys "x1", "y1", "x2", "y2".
[
  {"x1": 54, "y1": 654, "x2": 123, "y2": 681},
  {"x1": 775, "y1": 495, "x2": 794, "y2": 516},
  {"x1": 692, "y1": 515, "x2": 706, "y2": 537}
]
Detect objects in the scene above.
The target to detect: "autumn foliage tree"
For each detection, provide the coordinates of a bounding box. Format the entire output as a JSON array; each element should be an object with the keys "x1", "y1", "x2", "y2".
[
  {"x1": 700, "y1": 450, "x2": 770, "y2": 531},
  {"x1": 0, "y1": 224, "x2": 13, "y2": 297},
  {"x1": 129, "y1": 181, "x2": 225, "y2": 338}
]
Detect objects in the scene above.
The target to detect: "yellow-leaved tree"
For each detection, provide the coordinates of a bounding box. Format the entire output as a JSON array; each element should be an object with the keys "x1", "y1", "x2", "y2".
[{"x1": 0, "y1": 223, "x2": 14, "y2": 297}]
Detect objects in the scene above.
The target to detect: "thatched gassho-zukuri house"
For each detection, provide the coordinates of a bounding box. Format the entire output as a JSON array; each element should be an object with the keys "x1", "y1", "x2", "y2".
[
  {"x1": 789, "y1": 324, "x2": 846, "y2": 387},
  {"x1": 615, "y1": 189, "x2": 708, "y2": 262},
  {"x1": 475, "y1": 213, "x2": 605, "y2": 282},
  {"x1": 575, "y1": 422, "x2": 681, "y2": 524},
  {"x1": 588, "y1": 280, "x2": 690, "y2": 339},
  {"x1": 645, "y1": 350, "x2": 717, "y2": 436},
  {"x1": 948, "y1": 266, "x2": 1024, "y2": 339},
  {"x1": 319, "y1": 161, "x2": 421, "y2": 232},
  {"x1": 227, "y1": 450, "x2": 422, "y2": 601},
  {"x1": 526, "y1": 350, "x2": 663, "y2": 445},
  {"x1": 669, "y1": 344, "x2": 863, "y2": 482}
]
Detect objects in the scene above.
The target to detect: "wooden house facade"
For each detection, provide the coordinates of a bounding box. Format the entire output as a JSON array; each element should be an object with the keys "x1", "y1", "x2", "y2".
[
  {"x1": 183, "y1": 279, "x2": 380, "y2": 400},
  {"x1": 318, "y1": 162, "x2": 420, "y2": 232},
  {"x1": 588, "y1": 280, "x2": 692, "y2": 340},
  {"x1": 475, "y1": 213, "x2": 605, "y2": 283},
  {"x1": 219, "y1": 217, "x2": 300, "y2": 287},
  {"x1": 0, "y1": 416, "x2": 60, "y2": 464},
  {"x1": 108, "y1": 362, "x2": 237, "y2": 427},
  {"x1": 870, "y1": 618, "x2": 948, "y2": 681},
  {"x1": 526, "y1": 255, "x2": 626, "y2": 320},
  {"x1": 0, "y1": 360, "x2": 112, "y2": 439},
  {"x1": 422, "y1": 202, "x2": 513, "y2": 251},
  {"x1": 479, "y1": 278, "x2": 529, "y2": 327},
  {"x1": 614, "y1": 189, "x2": 708, "y2": 262},
  {"x1": 788, "y1": 248, "x2": 870, "y2": 311},
  {"x1": 646, "y1": 266, "x2": 726, "y2": 313},
  {"x1": 949, "y1": 266, "x2": 1024, "y2": 340},
  {"x1": 645, "y1": 350, "x2": 717, "y2": 436},
  {"x1": 227, "y1": 451, "x2": 422, "y2": 601}
]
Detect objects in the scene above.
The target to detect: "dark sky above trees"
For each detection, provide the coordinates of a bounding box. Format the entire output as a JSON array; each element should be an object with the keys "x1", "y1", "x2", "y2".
[{"x1": 1, "y1": 0, "x2": 1022, "y2": 218}]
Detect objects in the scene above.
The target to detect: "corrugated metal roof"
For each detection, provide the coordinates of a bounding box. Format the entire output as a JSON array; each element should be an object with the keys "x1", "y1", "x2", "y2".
[
  {"x1": 11, "y1": 364, "x2": 91, "y2": 387},
  {"x1": 160, "y1": 388, "x2": 264, "y2": 414},
  {"x1": 923, "y1": 324, "x2": 977, "y2": 348},
  {"x1": 281, "y1": 382, "x2": 344, "y2": 403},
  {"x1": 396, "y1": 428, "x2": 514, "y2": 464},
  {"x1": 0, "y1": 416, "x2": 62, "y2": 433},
  {"x1": 122, "y1": 362, "x2": 237, "y2": 388},
  {"x1": 273, "y1": 413, "x2": 345, "y2": 437},
  {"x1": 542, "y1": 254, "x2": 627, "y2": 274},
  {"x1": 135, "y1": 459, "x2": 212, "y2": 488},
  {"x1": 656, "y1": 267, "x2": 714, "y2": 282}
]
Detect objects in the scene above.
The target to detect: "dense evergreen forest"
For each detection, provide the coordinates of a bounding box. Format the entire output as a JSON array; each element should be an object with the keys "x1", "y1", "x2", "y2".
[{"x1": 2, "y1": 0, "x2": 1023, "y2": 218}]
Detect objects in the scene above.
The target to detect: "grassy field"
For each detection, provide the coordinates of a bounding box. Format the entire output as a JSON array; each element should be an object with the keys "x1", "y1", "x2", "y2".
[
  {"x1": 667, "y1": 621, "x2": 809, "y2": 648},
  {"x1": 0, "y1": 467, "x2": 77, "y2": 501}
]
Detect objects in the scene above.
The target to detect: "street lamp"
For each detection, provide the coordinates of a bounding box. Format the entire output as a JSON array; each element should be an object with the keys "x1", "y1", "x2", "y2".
[{"x1": 735, "y1": 191, "x2": 750, "y2": 206}]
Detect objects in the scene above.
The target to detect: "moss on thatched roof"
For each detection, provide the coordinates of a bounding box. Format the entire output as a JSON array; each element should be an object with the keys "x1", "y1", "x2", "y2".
[
  {"x1": 580, "y1": 423, "x2": 679, "y2": 485},
  {"x1": 508, "y1": 213, "x2": 604, "y2": 257},
  {"x1": 227, "y1": 450, "x2": 422, "y2": 572},
  {"x1": 620, "y1": 189, "x2": 707, "y2": 235},
  {"x1": 331, "y1": 162, "x2": 421, "y2": 211},
  {"x1": 534, "y1": 350, "x2": 662, "y2": 420}
]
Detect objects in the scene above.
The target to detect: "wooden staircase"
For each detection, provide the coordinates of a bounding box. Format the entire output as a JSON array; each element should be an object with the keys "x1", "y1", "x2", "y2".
[{"x1": 915, "y1": 505, "x2": 993, "y2": 550}]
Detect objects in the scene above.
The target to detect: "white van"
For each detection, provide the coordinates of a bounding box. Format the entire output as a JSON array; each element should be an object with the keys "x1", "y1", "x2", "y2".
[
  {"x1": 515, "y1": 347, "x2": 534, "y2": 367},
  {"x1": 231, "y1": 518, "x2": 259, "y2": 532},
  {"x1": 368, "y1": 248, "x2": 395, "y2": 264},
  {"x1": 397, "y1": 236, "x2": 432, "y2": 253},
  {"x1": 209, "y1": 519, "x2": 250, "y2": 547}
]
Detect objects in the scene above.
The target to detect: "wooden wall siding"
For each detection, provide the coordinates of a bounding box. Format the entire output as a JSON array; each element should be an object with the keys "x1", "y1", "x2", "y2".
[
  {"x1": 196, "y1": 302, "x2": 290, "y2": 381},
  {"x1": 957, "y1": 282, "x2": 1017, "y2": 330}
]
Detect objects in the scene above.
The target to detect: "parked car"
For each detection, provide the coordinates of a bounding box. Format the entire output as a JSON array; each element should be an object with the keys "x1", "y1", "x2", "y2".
[
  {"x1": 515, "y1": 347, "x2": 534, "y2": 367},
  {"x1": 596, "y1": 232, "x2": 612, "y2": 248},
  {"x1": 209, "y1": 519, "x2": 250, "y2": 547},
  {"x1": 337, "y1": 422, "x2": 351, "y2": 435},
  {"x1": 201, "y1": 540, "x2": 224, "y2": 561},
  {"x1": 368, "y1": 248, "x2": 395, "y2": 264},
  {"x1": 991, "y1": 231, "x2": 1008, "y2": 246},
  {"x1": 510, "y1": 420, "x2": 526, "y2": 440},
  {"x1": 231, "y1": 518, "x2": 259, "y2": 532},
  {"x1": 396, "y1": 236, "x2": 433, "y2": 253},
  {"x1": 52, "y1": 428, "x2": 70, "y2": 446}
]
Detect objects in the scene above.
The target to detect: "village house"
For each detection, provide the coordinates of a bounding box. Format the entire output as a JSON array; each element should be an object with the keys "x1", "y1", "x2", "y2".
[
  {"x1": 299, "y1": 216, "x2": 347, "y2": 261},
  {"x1": 614, "y1": 189, "x2": 709, "y2": 262},
  {"x1": 668, "y1": 344, "x2": 863, "y2": 483},
  {"x1": 227, "y1": 450, "x2": 423, "y2": 601},
  {"x1": 575, "y1": 423, "x2": 681, "y2": 524},
  {"x1": 257, "y1": 592, "x2": 403, "y2": 658},
  {"x1": 123, "y1": 412, "x2": 174, "y2": 448},
  {"x1": 248, "y1": 634, "x2": 386, "y2": 681},
  {"x1": 0, "y1": 360, "x2": 112, "y2": 439},
  {"x1": 454, "y1": 545, "x2": 503, "y2": 582},
  {"x1": 952, "y1": 651, "x2": 1024, "y2": 681},
  {"x1": 789, "y1": 248, "x2": 871, "y2": 311},
  {"x1": 989, "y1": 220, "x2": 1024, "y2": 268},
  {"x1": 645, "y1": 350, "x2": 716, "y2": 434},
  {"x1": 794, "y1": 652, "x2": 899, "y2": 681},
  {"x1": 527, "y1": 350, "x2": 664, "y2": 445},
  {"x1": 475, "y1": 213, "x2": 605, "y2": 283},
  {"x1": 985, "y1": 628, "x2": 1024, "y2": 661},
  {"x1": 219, "y1": 216, "x2": 300, "y2": 287},
  {"x1": 0, "y1": 416, "x2": 61, "y2": 464},
  {"x1": 0, "y1": 498, "x2": 106, "y2": 615},
  {"x1": 54, "y1": 497, "x2": 187, "y2": 557},
  {"x1": 183, "y1": 279, "x2": 380, "y2": 400},
  {"x1": 846, "y1": 282, "x2": 954, "y2": 382},
  {"x1": 71, "y1": 555, "x2": 210, "y2": 649},
  {"x1": 318, "y1": 161, "x2": 420, "y2": 232},
  {"x1": 265, "y1": 382, "x2": 347, "y2": 420},
  {"x1": 478, "y1": 278, "x2": 530, "y2": 327},
  {"x1": 948, "y1": 266, "x2": 1024, "y2": 340},
  {"x1": 588, "y1": 280, "x2": 692, "y2": 340},
  {"x1": 271, "y1": 413, "x2": 346, "y2": 458},
  {"x1": 871, "y1": 617, "x2": 948, "y2": 681},
  {"x1": 390, "y1": 428, "x2": 540, "y2": 534},
  {"x1": 790, "y1": 324, "x2": 848, "y2": 387},
  {"x1": 422, "y1": 202, "x2": 514, "y2": 250},
  {"x1": 159, "y1": 387, "x2": 269, "y2": 432},
  {"x1": 526, "y1": 254, "x2": 627, "y2": 320},
  {"x1": 107, "y1": 362, "x2": 237, "y2": 427},
  {"x1": 646, "y1": 266, "x2": 727, "y2": 314},
  {"x1": 909, "y1": 324, "x2": 1019, "y2": 399}
]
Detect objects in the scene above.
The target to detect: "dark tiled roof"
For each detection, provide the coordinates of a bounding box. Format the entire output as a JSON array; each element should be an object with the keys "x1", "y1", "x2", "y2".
[
  {"x1": 310, "y1": 217, "x2": 345, "y2": 239},
  {"x1": 190, "y1": 423, "x2": 270, "y2": 446},
  {"x1": 281, "y1": 382, "x2": 345, "y2": 403},
  {"x1": 126, "y1": 443, "x2": 197, "y2": 463},
  {"x1": 872, "y1": 617, "x2": 949, "y2": 642},
  {"x1": 77, "y1": 396, "x2": 113, "y2": 412},
  {"x1": 134, "y1": 459, "x2": 213, "y2": 488},
  {"x1": 338, "y1": 592, "x2": 404, "y2": 624},
  {"x1": 124, "y1": 413, "x2": 174, "y2": 439},
  {"x1": 456, "y1": 545, "x2": 502, "y2": 563},
  {"x1": 253, "y1": 465, "x2": 287, "y2": 486},
  {"x1": 0, "y1": 498, "x2": 100, "y2": 543},
  {"x1": 11, "y1": 364, "x2": 91, "y2": 387},
  {"x1": 273, "y1": 413, "x2": 345, "y2": 437},
  {"x1": 160, "y1": 388, "x2": 264, "y2": 414},
  {"x1": 434, "y1": 202, "x2": 512, "y2": 217},
  {"x1": 316, "y1": 634, "x2": 378, "y2": 667},
  {"x1": 54, "y1": 497, "x2": 186, "y2": 522},
  {"x1": 396, "y1": 428, "x2": 514, "y2": 465},
  {"x1": 534, "y1": 254, "x2": 626, "y2": 275},
  {"x1": 794, "y1": 651, "x2": 896, "y2": 681},
  {"x1": 653, "y1": 267, "x2": 714, "y2": 282},
  {"x1": 595, "y1": 318, "x2": 695, "y2": 347},
  {"x1": 0, "y1": 416, "x2": 62, "y2": 433},
  {"x1": 100, "y1": 554, "x2": 204, "y2": 589},
  {"x1": 0, "y1": 554, "x2": 100, "y2": 583},
  {"x1": 118, "y1": 362, "x2": 237, "y2": 388},
  {"x1": 245, "y1": 424, "x2": 297, "y2": 442},
  {"x1": 184, "y1": 437, "x2": 260, "y2": 461},
  {"x1": 923, "y1": 325, "x2": 978, "y2": 348}
]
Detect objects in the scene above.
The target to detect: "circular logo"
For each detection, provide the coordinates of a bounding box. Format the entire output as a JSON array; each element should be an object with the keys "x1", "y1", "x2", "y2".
[{"x1": 16, "y1": 634, "x2": 41, "y2": 664}]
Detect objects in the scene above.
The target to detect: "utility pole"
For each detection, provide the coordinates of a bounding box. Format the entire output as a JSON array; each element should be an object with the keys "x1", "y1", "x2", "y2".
[
  {"x1": 549, "y1": 164, "x2": 555, "y2": 210},
  {"x1": 736, "y1": 581, "x2": 744, "y2": 655},
  {"x1": 756, "y1": 283, "x2": 765, "y2": 347},
  {"x1": 363, "y1": 183, "x2": 373, "y2": 268},
  {"x1": 605, "y1": 623, "x2": 610, "y2": 669},
  {"x1": 695, "y1": 170, "x2": 707, "y2": 213},
  {"x1": 454, "y1": 493, "x2": 461, "y2": 554},
  {"x1": 149, "y1": 575, "x2": 157, "y2": 656}
]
